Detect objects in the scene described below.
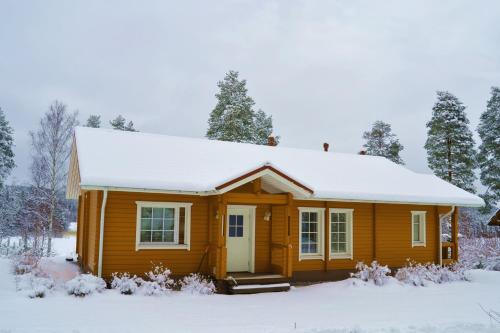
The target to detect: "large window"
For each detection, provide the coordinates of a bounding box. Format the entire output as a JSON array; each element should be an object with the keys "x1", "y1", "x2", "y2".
[
  {"x1": 411, "y1": 211, "x2": 426, "y2": 247},
  {"x1": 330, "y1": 208, "x2": 353, "y2": 259},
  {"x1": 298, "y1": 207, "x2": 324, "y2": 260},
  {"x1": 135, "y1": 201, "x2": 192, "y2": 250}
]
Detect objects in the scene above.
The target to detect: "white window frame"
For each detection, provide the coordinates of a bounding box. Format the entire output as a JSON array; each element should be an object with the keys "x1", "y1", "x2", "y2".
[
  {"x1": 135, "y1": 201, "x2": 192, "y2": 251},
  {"x1": 329, "y1": 208, "x2": 354, "y2": 260},
  {"x1": 298, "y1": 207, "x2": 325, "y2": 261},
  {"x1": 411, "y1": 211, "x2": 426, "y2": 247}
]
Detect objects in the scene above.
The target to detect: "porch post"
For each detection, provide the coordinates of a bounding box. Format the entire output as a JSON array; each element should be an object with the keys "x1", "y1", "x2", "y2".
[
  {"x1": 216, "y1": 196, "x2": 227, "y2": 279},
  {"x1": 283, "y1": 193, "x2": 293, "y2": 278},
  {"x1": 451, "y1": 207, "x2": 459, "y2": 261}
]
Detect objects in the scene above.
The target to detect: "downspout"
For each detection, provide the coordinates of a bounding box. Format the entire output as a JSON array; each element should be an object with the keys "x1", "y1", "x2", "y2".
[
  {"x1": 439, "y1": 205, "x2": 455, "y2": 266},
  {"x1": 97, "y1": 189, "x2": 108, "y2": 277}
]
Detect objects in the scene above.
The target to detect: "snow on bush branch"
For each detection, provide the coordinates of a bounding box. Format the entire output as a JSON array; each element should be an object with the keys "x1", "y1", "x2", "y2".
[
  {"x1": 12, "y1": 253, "x2": 54, "y2": 298},
  {"x1": 180, "y1": 273, "x2": 216, "y2": 295},
  {"x1": 351, "y1": 261, "x2": 391, "y2": 286},
  {"x1": 65, "y1": 274, "x2": 106, "y2": 297},
  {"x1": 395, "y1": 259, "x2": 469, "y2": 286},
  {"x1": 459, "y1": 237, "x2": 500, "y2": 270}
]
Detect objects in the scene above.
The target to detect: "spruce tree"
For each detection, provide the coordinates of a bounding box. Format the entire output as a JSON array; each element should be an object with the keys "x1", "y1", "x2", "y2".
[
  {"x1": 85, "y1": 115, "x2": 101, "y2": 128},
  {"x1": 206, "y1": 70, "x2": 277, "y2": 144},
  {"x1": 0, "y1": 108, "x2": 15, "y2": 188},
  {"x1": 424, "y1": 91, "x2": 476, "y2": 192},
  {"x1": 110, "y1": 115, "x2": 137, "y2": 131},
  {"x1": 477, "y1": 87, "x2": 500, "y2": 210},
  {"x1": 362, "y1": 120, "x2": 404, "y2": 164}
]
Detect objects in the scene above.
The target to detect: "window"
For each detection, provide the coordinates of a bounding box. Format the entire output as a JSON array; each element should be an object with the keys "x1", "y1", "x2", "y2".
[
  {"x1": 411, "y1": 211, "x2": 426, "y2": 247},
  {"x1": 330, "y1": 208, "x2": 353, "y2": 259},
  {"x1": 135, "y1": 201, "x2": 192, "y2": 250},
  {"x1": 228, "y1": 215, "x2": 244, "y2": 237},
  {"x1": 298, "y1": 207, "x2": 324, "y2": 260}
]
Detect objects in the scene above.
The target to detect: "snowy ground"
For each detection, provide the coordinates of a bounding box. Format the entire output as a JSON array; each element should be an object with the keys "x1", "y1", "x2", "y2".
[{"x1": 0, "y1": 236, "x2": 499, "y2": 333}]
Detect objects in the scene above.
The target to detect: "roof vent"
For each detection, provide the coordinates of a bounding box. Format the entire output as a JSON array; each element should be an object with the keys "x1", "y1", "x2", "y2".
[
  {"x1": 323, "y1": 143, "x2": 329, "y2": 152},
  {"x1": 267, "y1": 136, "x2": 277, "y2": 147},
  {"x1": 358, "y1": 150, "x2": 367, "y2": 155}
]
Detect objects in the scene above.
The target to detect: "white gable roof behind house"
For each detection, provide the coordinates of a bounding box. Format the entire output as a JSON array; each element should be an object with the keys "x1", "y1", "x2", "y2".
[{"x1": 68, "y1": 126, "x2": 483, "y2": 207}]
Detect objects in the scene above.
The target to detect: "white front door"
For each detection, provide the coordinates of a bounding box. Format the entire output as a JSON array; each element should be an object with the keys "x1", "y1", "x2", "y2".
[{"x1": 226, "y1": 206, "x2": 254, "y2": 272}]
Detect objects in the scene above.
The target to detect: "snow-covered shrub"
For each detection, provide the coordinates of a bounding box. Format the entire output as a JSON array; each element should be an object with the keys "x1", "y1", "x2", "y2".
[
  {"x1": 140, "y1": 263, "x2": 175, "y2": 296},
  {"x1": 459, "y1": 237, "x2": 500, "y2": 270},
  {"x1": 111, "y1": 272, "x2": 140, "y2": 295},
  {"x1": 395, "y1": 259, "x2": 469, "y2": 286},
  {"x1": 12, "y1": 253, "x2": 40, "y2": 275},
  {"x1": 351, "y1": 261, "x2": 391, "y2": 286},
  {"x1": 179, "y1": 273, "x2": 216, "y2": 295},
  {"x1": 15, "y1": 272, "x2": 54, "y2": 298},
  {"x1": 65, "y1": 274, "x2": 106, "y2": 297}
]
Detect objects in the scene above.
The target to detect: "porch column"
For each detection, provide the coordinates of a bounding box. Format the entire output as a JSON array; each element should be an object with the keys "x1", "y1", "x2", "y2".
[
  {"x1": 451, "y1": 207, "x2": 459, "y2": 261},
  {"x1": 215, "y1": 196, "x2": 227, "y2": 279},
  {"x1": 283, "y1": 193, "x2": 293, "y2": 278}
]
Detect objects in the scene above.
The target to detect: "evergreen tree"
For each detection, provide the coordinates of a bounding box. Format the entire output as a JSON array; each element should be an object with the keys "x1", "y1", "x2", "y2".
[
  {"x1": 206, "y1": 70, "x2": 277, "y2": 144},
  {"x1": 110, "y1": 115, "x2": 137, "y2": 131},
  {"x1": 362, "y1": 120, "x2": 404, "y2": 164},
  {"x1": 424, "y1": 91, "x2": 476, "y2": 192},
  {"x1": 0, "y1": 108, "x2": 15, "y2": 188},
  {"x1": 477, "y1": 87, "x2": 500, "y2": 211},
  {"x1": 85, "y1": 115, "x2": 101, "y2": 128}
]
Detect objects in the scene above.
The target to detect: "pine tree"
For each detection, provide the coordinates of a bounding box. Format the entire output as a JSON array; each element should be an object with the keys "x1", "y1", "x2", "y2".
[
  {"x1": 85, "y1": 115, "x2": 101, "y2": 128},
  {"x1": 362, "y1": 120, "x2": 404, "y2": 164},
  {"x1": 477, "y1": 87, "x2": 500, "y2": 210},
  {"x1": 424, "y1": 91, "x2": 477, "y2": 192},
  {"x1": 110, "y1": 115, "x2": 137, "y2": 131},
  {"x1": 206, "y1": 70, "x2": 277, "y2": 144},
  {"x1": 0, "y1": 108, "x2": 15, "y2": 187}
]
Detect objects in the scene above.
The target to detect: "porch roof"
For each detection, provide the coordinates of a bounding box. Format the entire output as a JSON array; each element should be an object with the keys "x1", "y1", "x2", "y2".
[{"x1": 67, "y1": 127, "x2": 484, "y2": 207}]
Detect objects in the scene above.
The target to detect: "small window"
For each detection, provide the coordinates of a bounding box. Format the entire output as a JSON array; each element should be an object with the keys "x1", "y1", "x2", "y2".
[
  {"x1": 330, "y1": 208, "x2": 353, "y2": 259},
  {"x1": 411, "y1": 211, "x2": 426, "y2": 247},
  {"x1": 299, "y1": 208, "x2": 324, "y2": 260},
  {"x1": 228, "y1": 215, "x2": 244, "y2": 237},
  {"x1": 136, "y1": 202, "x2": 192, "y2": 250}
]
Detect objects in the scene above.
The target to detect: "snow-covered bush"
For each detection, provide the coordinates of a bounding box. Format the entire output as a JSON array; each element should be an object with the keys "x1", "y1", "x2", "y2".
[
  {"x1": 351, "y1": 261, "x2": 391, "y2": 286},
  {"x1": 65, "y1": 274, "x2": 106, "y2": 297},
  {"x1": 15, "y1": 272, "x2": 54, "y2": 298},
  {"x1": 12, "y1": 252, "x2": 40, "y2": 275},
  {"x1": 111, "y1": 272, "x2": 140, "y2": 295},
  {"x1": 140, "y1": 264, "x2": 175, "y2": 296},
  {"x1": 395, "y1": 260, "x2": 469, "y2": 286},
  {"x1": 459, "y1": 237, "x2": 500, "y2": 270},
  {"x1": 179, "y1": 273, "x2": 216, "y2": 295}
]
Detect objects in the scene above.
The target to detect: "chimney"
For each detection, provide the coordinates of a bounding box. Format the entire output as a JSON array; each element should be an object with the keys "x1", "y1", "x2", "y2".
[
  {"x1": 267, "y1": 136, "x2": 277, "y2": 147},
  {"x1": 323, "y1": 142, "x2": 329, "y2": 152},
  {"x1": 358, "y1": 150, "x2": 367, "y2": 155}
]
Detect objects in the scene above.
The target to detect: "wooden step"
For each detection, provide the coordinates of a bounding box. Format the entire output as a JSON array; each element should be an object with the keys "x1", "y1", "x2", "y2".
[
  {"x1": 230, "y1": 283, "x2": 291, "y2": 295},
  {"x1": 230, "y1": 274, "x2": 289, "y2": 286}
]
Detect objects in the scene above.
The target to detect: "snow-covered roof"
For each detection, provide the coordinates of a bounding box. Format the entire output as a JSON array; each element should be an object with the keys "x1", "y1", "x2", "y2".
[{"x1": 67, "y1": 126, "x2": 484, "y2": 207}]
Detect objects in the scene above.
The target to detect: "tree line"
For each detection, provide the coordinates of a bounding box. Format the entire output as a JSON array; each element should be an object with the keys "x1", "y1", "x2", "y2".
[{"x1": 0, "y1": 71, "x2": 498, "y2": 255}]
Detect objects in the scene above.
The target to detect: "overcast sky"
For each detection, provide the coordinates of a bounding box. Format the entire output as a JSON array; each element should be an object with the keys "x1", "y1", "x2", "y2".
[{"x1": 1, "y1": 0, "x2": 499, "y2": 185}]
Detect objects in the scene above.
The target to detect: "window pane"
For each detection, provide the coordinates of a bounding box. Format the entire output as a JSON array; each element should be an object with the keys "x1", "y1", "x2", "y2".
[
  {"x1": 339, "y1": 213, "x2": 346, "y2": 222},
  {"x1": 141, "y1": 207, "x2": 152, "y2": 218},
  {"x1": 141, "y1": 218, "x2": 151, "y2": 230},
  {"x1": 152, "y1": 231, "x2": 163, "y2": 242},
  {"x1": 163, "y1": 231, "x2": 174, "y2": 242},
  {"x1": 413, "y1": 214, "x2": 420, "y2": 224},
  {"x1": 229, "y1": 215, "x2": 236, "y2": 226},
  {"x1": 302, "y1": 212, "x2": 309, "y2": 222},
  {"x1": 309, "y1": 233, "x2": 317, "y2": 243},
  {"x1": 152, "y1": 218, "x2": 163, "y2": 230},
  {"x1": 229, "y1": 226, "x2": 236, "y2": 237},
  {"x1": 413, "y1": 223, "x2": 420, "y2": 241},
  {"x1": 164, "y1": 218, "x2": 174, "y2": 231},
  {"x1": 301, "y1": 234, "x2": 310, "y2": 244},
  {"x1": 339, "y1": 223, "x2": 346, "y2": 232},
  {"x1": 153, "y1": 208, "x2": 163, "y2": 218},
  {"x1": 140, "y1": 231, "x2": 151, "y2": 242},
  {"x1": 236, "y1": 215, "x2": 243, "y2": 226},
  {"x1": 309, "y1": 222, "x2": 317, "y2": 232},
  {"x1": 309, "y1": 244, "x2": 317, "y2": 253},
  {"x1": 236, "y1": 226, "x2": 243, "y2": 237},
  {"x1": 164, "y1": 208, "x2": 174, "y2": 219},
  {"x1": 338, "y1": 243, "x2": 346, "y2": 252},
  {"x1": 331, "y1": 213, "x2": 338, "y2": 222},
  {"x1": 309, "y1": 212, "x2": 318, "y2": 222},
  {"x1": 339, "y1": 233, "x2": 346, "y2": 242},
  {"x1": 332, "y1": 223, "x2": 339, "y2": 232},
  {"x1": 301, "y1": 244, "x2": 309, "y2": 253},
  {"x1": 302, "y1": 222, "x2": 310, "y2": 232},
  {"x1": 332, "y1": 233, "x2": 338, "y2": 242}
]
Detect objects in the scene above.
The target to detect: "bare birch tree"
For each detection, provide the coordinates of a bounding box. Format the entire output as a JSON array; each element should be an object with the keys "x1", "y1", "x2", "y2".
[{"x1": 30, "y1": 101, "x2": 78, "y2": 255}]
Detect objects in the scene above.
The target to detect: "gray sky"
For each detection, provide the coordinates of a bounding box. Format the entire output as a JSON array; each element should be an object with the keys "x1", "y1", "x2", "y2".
[{"x1": 1, "y1": 0, "x2": 499, "y2": 185}]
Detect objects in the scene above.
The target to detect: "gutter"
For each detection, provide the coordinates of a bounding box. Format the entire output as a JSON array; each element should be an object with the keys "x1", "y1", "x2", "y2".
[
  {"x1": 97, "y1": 188, "x2": 108, "y2": 277},
  {"x1": 439, "y1": 205, "x2": 455, "y2": 266}
]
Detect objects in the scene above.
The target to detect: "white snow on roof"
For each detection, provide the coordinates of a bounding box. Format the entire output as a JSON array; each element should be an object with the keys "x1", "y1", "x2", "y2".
[{"x1": 72, "y1": 127, "x2": 483, "y2": 206}]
